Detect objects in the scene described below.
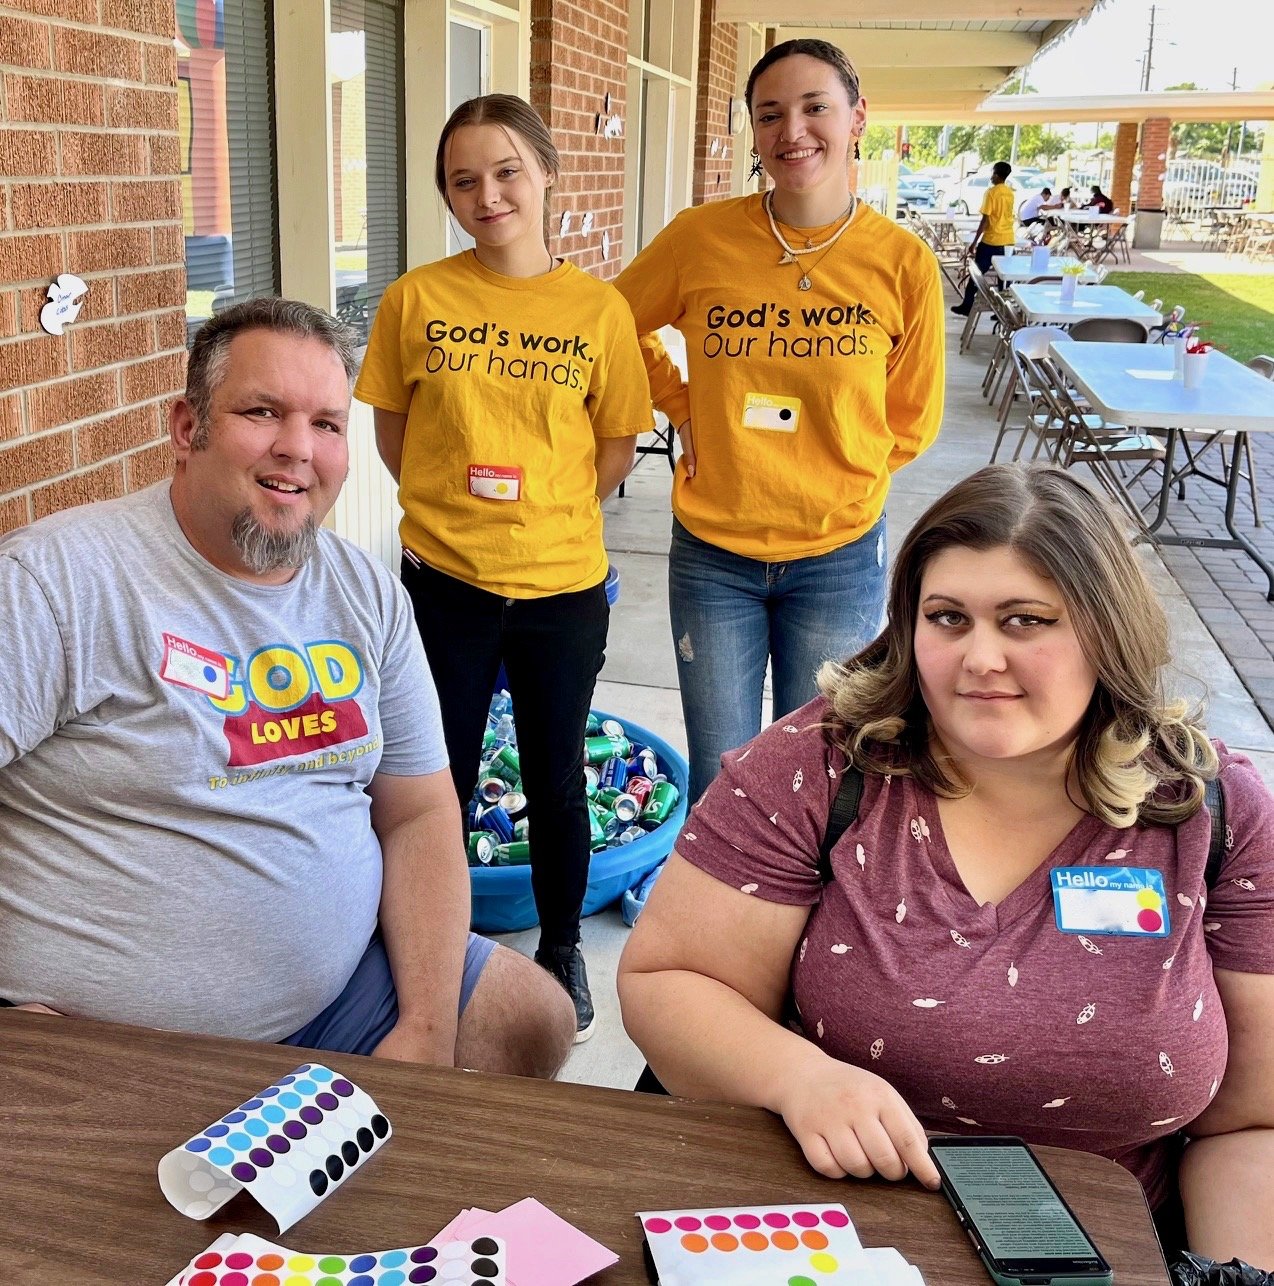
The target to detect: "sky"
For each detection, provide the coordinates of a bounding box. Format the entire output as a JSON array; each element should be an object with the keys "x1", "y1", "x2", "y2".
[{"x1": 1028, "y1": 0, "x2": 1274, "y2": 96}]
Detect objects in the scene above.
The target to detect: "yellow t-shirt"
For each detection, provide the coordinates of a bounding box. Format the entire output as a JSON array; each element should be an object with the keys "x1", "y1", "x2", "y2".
[
  {"x1": 981, "y1": 182, "x2": 1016, "y2": 246},
  {"x1": 614, "y1": 196, "x2": 944, "y2": 561},
  {"x1": 355, "y1": 253, "x2": 652, "y2": 598}
]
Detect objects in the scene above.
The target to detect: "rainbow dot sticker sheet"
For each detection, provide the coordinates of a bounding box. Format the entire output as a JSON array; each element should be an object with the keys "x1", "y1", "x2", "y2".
[
  {"x1": 159, "y1": 1063, "x2": 391, "y2": 1233},
  {"x1": 638, "y1": 1202, "x2": 876, "y2": 1285},
  {"x1": 168, "y1": 1231, "x2": 506, "y2": 1286}
]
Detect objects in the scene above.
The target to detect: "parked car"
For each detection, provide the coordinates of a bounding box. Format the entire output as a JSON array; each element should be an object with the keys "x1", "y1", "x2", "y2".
[
  {"x1": 936, "y1": 172, "x2": 993, "y2": 215},
  {"x1": 897, "y1": 163, "x2": 936, "y2": 212}
]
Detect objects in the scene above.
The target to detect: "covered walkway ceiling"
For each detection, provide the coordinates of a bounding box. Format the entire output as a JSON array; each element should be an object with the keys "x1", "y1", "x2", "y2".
[{"x1": 717, "y1": 1, "x2": 1100, "y2": 118}]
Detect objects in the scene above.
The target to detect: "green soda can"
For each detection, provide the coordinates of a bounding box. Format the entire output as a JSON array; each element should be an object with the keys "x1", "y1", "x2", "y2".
[
  {"x1": 467, "y1": 832, "x2": 498, "y2": 865},
  {"x1": 584, "y1": 733, "x2": 632, "y2": 765},
  {"x1": 583, "y1": 765, "x2": 600, "y2": 799},
  {"x1": 641, "y1": 779, "x2": 680, "y2": 825},
  {"x1": 585, "y1": 713, "x2": 602, "y2": 735},
  {"x1": 482, "y1": 728, "x2": 497, "y2": 753},
  {"x1": 495, "y1": 840, "x2": 532, "y2": 865},
  {"x1": 513, "y1": 817, "x2": 530, "y2": 842},
  {"x1": 492, "y1": 744, "x2": 521, "y2": 782},
  {"x1": 595, "y1": 786, "x2": 625, "y2": 810},
  {"x1": 587, "y1": 804, "x2": 608, "y2": 851}
]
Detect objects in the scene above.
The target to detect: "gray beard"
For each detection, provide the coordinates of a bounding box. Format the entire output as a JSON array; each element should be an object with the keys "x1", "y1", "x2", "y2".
[{"x1": 230, "y1": 508, "x2": 318, "y2": 575}]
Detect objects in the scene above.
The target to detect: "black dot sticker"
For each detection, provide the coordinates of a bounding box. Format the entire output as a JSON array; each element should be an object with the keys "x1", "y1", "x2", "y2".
[
  {"x1": 308, "y1": 1169, "x2": 328, "y2": 1196},
  {"x1": 371, "y1": 1113, "x2": 390, "y2": 1138},
  {"x1": 472, "y1": 1265, "x2": 499, "y2": 1281},
  {"x1": 471, "y1": 1239, "x2": 498, "y2": 1256},
  {"x1": 341, "y1": 1140, "x2": 359, "y2": 1166},
  {"x1": 325, "y1": 1154, "x2": 344, "y2": 1181},
  {"x1": 357, "y1": 1126, "x2": 374, "y2": 1152}
]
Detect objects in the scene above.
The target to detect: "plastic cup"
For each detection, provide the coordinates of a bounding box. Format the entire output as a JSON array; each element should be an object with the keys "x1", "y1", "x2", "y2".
[
  {"x1": 1030, "y1": 244, "x2": 1050, "y2": 273},
  {"x1": 1182, "y1": 350, "x2": 1209, "y2": 390}
]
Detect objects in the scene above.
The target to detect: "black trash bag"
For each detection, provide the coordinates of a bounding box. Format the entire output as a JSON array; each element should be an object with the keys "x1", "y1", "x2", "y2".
[{"x1": 1170, "y1": 1252, "x2": 1273, "y2": 1286}]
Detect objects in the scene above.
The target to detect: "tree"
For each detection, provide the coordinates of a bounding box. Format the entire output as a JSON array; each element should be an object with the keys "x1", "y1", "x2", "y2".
[{"x1": 1164, "y1": 83, "x2": 1264, "y2": 158}]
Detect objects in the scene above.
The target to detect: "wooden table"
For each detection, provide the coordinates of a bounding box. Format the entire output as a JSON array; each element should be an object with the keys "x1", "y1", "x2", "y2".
[
  {"x1": 0, "y1": 1012, "x2": 1170, "y2": 1284},
  {"x1": 1049, "y1": 340, "x2": 1274, "y2": 597},
  {"x1": 1010, "y1": 283, "x2": 1162, "y2": 327}
]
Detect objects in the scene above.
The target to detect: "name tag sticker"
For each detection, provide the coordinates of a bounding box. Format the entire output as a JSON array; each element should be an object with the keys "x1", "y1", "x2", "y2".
[
  {"x1": 468, "y1": 464, "x2": 523, "y2": 501},
  {"x1": 1051, "y1": 866, "x2": 1171, "y2": 937},
  {"x1": 160, "y1": 633, "x2": 230, "y2": 699},
  {"x1": 741, "y1": 392, "x2": 801, "y2": 433}
]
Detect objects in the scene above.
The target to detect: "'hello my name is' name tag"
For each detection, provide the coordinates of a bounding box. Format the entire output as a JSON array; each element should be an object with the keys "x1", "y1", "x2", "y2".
[{"x1": 1051, "y1": 866, "x2": 1171, "y2": 937}]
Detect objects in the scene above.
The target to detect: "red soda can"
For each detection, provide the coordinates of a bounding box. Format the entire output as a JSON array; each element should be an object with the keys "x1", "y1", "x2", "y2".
[{"x1": 626, "y1": 775, "x2": 653, "y2": 808}]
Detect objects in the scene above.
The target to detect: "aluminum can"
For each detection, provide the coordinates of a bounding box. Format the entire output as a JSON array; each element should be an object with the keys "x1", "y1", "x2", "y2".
[
  {"x1": 610, "y1": 792, "x2": 642, "y2": 824},
  {"x1": 595, "y1": 786, "x2": 625, "y2": 810},
  {"x1": 641, "y1": 780, "x2": 680, "y2": 825},
  {"x1": 584, "y1": 733, "x2": 632, "y2": 764},
  {"x1": 477, "y1": 775, "x2": 507, "y2": 806},
  {"x1": 599, "y1": 755, "x2": 628, "y2": 790},
  {"x1": 513, "y1": 817, "x2": 530, "y2": 843},
  {"x1": 600, "y1": 718, "x2": 626, "y2": 738},
  {"x1": 585, "y1": 712, "x2": 602, "y2": 735},
  {"x1": 498, "y1": 790, "x2": 528, "y2": 821},
  {"x1": 587, "y1": 805, "x2": 608, "y2": 851},
  {"x1": 617, "y1": 825, "x2": 645, "y2": 844},
  {"x1": 467, "y1": 832, "x2": 498, "y2": 865},
  {"x1": 597, "y1": 809, "x2": 625, "y2": 839},
  {"x1": 478, "y1": 804, "x2": 514, "y2": 842},
  {"x1": 491, "y1": 744, "x2": 521, "y2": 782},
  {"x1": 583, "y1": 764, "x2": 600, "y2": 798},
  {"x1": 495, "y1": 840, "x2": 532, "y2": 866},
  {"x1": 633, "y1": 749, "x2": 659, "y2": 780},
  {"x1": 481, "y1": 728, "x2": 497, "y2": 753},
  {"x1": 625, "y1": 776, "x2": 653, "y2": 809}
]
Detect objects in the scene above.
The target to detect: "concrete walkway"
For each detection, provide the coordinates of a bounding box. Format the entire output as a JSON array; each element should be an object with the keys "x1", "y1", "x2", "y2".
[{"x1": 494, "y1": 296, "x2": 1274, "y2": 1093}]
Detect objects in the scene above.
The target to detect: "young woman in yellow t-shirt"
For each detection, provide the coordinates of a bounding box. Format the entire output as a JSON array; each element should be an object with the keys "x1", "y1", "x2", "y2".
[
  {"x1": 355, "y1": 95, "x2": 651, "y2": 1043},
  {"x1": 615, "y1": 40, "x2": 944, "y2": 805}
]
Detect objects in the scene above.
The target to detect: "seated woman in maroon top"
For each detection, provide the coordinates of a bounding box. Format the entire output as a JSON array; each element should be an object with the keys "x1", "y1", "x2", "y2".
[
  {"x1": 1086, "y1": 185, "x2": 1115, "y2": 214},
  {"x1": 619, "y1": 465, "x2": 1274, "y2": 1268}
]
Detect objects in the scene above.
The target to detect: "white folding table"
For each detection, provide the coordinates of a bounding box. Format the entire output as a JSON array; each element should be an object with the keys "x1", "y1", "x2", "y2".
[
  {"x1": 1011, "y1": 284, "x2": 1162, "y2": 327},
  {"x1": 1048, "y1": 340, "x2": 1274, "y2": 597},
  {"x1": 994, "y1": 255, "x2": 1098, "y2": 283}
]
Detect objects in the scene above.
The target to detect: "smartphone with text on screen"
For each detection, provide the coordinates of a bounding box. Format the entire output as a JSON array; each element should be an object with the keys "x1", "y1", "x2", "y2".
[{"x1": 929, "y1": 1136, "x2": 1113, "y2": 1286}]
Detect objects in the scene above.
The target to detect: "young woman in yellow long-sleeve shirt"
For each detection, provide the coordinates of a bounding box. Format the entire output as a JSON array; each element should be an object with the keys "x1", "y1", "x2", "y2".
[{"x1": 616, "y1": 39, "x2": 945, "y2": 803}]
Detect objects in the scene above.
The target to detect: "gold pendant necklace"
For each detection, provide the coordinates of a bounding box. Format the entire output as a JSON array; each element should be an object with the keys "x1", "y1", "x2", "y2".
[{"x1": 764, "y1": 191, "x2": 857, "y2": 290}]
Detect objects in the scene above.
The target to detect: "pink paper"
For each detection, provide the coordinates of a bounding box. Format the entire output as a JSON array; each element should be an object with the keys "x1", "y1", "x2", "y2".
[
  {"x1": 429, "y1": 1206, "x2": 496, "y2": 1245},
  {"x1": 462, "y1": 1197, "x2": 618, "y2": 1286}
]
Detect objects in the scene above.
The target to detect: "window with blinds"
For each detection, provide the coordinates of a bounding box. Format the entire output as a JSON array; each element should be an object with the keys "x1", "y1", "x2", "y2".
[
  {"x1": 177, "y1": 0, "x2": 278, "y2": 346},
  {"x1": 330, "y1": 0, "x2": 405, "y2": 345}
]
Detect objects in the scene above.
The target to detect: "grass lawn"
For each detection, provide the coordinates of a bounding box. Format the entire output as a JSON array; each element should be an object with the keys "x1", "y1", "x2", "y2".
[{"x1": 1105, "y1": 272, "x2": 1274, "y2": 364}]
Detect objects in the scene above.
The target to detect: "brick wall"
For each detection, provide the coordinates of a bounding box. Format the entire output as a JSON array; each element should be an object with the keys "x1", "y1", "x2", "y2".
[
  {"x1": 1138, "y1": 117, "x2": 1172, "y2": 211},
  {"x1": 691, "y1": 0, "x2": 737, "y2": 205},
  {"x1": 1111, "y1": 120, "x2": 1137, "y2": 216},
  {"x1": 530, "y1": 0, "x2": 629, "y2": 281},
  {"x1": 0, "y1": 0, "x2": 184, "y2": 537}
]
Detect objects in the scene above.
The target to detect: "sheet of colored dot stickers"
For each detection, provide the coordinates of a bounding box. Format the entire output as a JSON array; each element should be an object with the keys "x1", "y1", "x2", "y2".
[
  {"x1": 637, "y1": 1202, "x2": 926, "y2": 1285},
  {"x1": 158, "y1": 1063, "x2": 391, "y2": 1233},
  {"x1": 170, "y1": 1231, "x2": 506, "y2": 1285}
]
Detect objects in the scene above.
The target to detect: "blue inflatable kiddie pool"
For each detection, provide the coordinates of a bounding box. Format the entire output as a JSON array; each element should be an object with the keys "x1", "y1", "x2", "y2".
[{"x1": 468, "y1": 710, "x2": 688, "y2": 934}]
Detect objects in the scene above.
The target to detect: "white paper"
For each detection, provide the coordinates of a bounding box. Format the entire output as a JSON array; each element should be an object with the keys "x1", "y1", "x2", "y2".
[
  {"x1": 158, "y1": 1062, "x2": 391, "y2": 1233},
  {"x1": 1126, "y1": 369, "x2": 1176, "y2": 380}
]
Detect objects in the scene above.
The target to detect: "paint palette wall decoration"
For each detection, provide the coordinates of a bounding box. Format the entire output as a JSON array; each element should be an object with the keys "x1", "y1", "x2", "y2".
[
  {"x1": 158, "y1": 1063, "x2": 391, "y2": 1232},
  {"x1": 638, "y1": 1203, "x2": 870, "y2": 1286},
  {"x1": 168, "y1": 1231, "x2": 506, "y2": 1286}
]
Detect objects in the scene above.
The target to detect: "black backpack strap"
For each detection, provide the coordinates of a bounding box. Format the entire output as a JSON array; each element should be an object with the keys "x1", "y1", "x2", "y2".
[
  {"x1": 818, "y1": 765, "x2": 864, "y2": 885},
  {"x1": 1203, "y1": 776, "x2": 1226, "y2": 891}
]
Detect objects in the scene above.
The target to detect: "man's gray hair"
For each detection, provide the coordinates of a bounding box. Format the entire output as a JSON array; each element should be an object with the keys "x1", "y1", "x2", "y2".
[{"x1": 186, "y1": 297, "x2": 359, "y2": 447}]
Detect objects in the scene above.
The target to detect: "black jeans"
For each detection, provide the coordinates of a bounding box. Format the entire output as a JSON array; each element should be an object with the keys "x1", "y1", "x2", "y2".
[
  {"x1": 401, "y1": 557, "x2": 609, "y2": 949},
  {"x1": 958, "y1": 241, "x2": 1010, "y2": 311}
]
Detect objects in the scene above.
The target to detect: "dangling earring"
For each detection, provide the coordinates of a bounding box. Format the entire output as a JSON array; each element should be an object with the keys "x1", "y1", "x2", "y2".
[
  {"x1": 854, "y1": 139, "x2": 861, "y2": 162},
  {"x1": 748, "y1": 148, "x2": 763, "y2": 181}
]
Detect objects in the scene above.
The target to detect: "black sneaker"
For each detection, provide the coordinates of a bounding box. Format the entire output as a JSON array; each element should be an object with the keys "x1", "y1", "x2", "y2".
[
  {"x1": 535, "y1": 943, "x2": 595, "y2": 1043},
  {"x1": 950, "y1": 304, "x2": 970, "y2": 316}
]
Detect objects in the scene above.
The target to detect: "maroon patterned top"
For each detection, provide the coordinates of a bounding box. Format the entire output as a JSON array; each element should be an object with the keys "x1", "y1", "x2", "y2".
[{"x1": 681, "y1": 698, "x2": 1274, "y2": 1210}]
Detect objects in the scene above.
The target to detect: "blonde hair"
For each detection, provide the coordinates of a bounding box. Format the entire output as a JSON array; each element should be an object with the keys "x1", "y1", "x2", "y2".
[
  {"x1": 818, "y1": 465, "x2": 1216, "y2": 827},
  {"x1": 435, "y1": 94, "x2": 559, "y2": 208}
]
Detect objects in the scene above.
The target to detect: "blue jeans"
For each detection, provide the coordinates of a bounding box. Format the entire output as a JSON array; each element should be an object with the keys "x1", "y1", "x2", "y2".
[
  {"x1": 958, "y1": 241, "x2": 1010, "y2": 311},
  {"x1": 668, "y1": 516, "x2": 887, "y2": 803}
]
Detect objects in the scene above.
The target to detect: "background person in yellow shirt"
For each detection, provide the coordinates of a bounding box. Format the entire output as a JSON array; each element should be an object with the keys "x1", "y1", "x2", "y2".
[
  {"x1": 616, "y1": 39, "x2": 944, "y2": 805},
  {"x1": 355, "y1": 95, "x2": 652, "y2": 1043},
  {"x1": 951, "y1": 161, "x2": 1015, "y2": 317}
]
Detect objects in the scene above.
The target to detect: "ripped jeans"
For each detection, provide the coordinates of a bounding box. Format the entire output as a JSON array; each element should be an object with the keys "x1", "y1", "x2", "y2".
[{"x1": 668, "y1": 515, "x2": 887, "y2": 804}]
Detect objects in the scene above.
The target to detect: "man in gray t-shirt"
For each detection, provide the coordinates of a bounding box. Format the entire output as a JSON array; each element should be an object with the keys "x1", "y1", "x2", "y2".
[{"x1": 0, "y1": 298, "x2": 574, "y2": 1075}]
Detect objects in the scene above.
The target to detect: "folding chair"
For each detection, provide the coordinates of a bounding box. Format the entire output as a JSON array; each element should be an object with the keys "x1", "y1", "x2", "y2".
[
  {"x1": 1068, "y1": 318, "x2": 1149, "y2": 345},
  {"x1": 990, "y1": 326, "x2": 1065, "y2": 462}
]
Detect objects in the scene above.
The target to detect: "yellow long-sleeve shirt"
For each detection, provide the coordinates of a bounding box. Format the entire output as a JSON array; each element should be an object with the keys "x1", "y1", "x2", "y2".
[{"x1": 615, "y1": 195, "x2": 945, "y2": 560}]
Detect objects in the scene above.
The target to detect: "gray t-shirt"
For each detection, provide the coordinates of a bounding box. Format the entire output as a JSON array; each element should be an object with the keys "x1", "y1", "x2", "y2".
[{"x1": 0, "y1": 482, "x2": 446, "y2": 1040}]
